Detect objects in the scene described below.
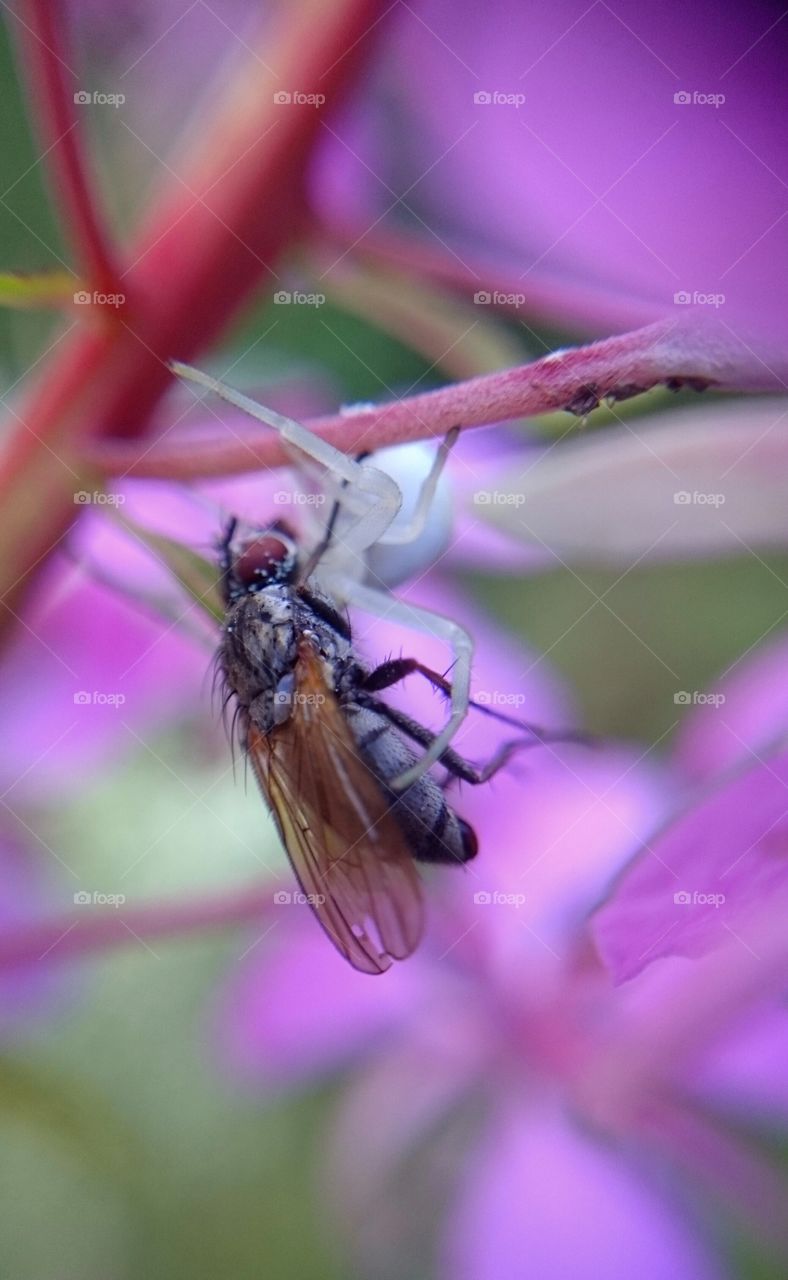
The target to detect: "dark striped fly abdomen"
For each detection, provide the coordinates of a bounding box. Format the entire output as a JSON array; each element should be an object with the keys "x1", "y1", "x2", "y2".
[{"x1": 344, "y1": 704, "x2": 477, "y2": 866}]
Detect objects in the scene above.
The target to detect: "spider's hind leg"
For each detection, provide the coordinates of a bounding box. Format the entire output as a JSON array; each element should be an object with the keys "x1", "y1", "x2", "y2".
[
  {"x1": 334, "y1": 580, "x2": 474, "y2": 791},
  {"x1": 357, "y1": 693, "x2": 543, "y2": 788}
]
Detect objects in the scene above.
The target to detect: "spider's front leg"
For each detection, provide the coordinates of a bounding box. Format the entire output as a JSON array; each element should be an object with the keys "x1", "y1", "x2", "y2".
[
  {"x1": 333, "y1": 578, "x2": 474, "y2": 791},
  {"x1": 171, "y1": 361, "x2": 403, "y2": 558}
]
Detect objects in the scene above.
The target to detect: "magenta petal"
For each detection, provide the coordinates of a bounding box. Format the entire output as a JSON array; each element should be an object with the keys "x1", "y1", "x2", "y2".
[
  {"x1": 676, "y1": 634, "x2": 788, "y2": 782},
  {"x1": 447, "y1": 432, "x2": 551, "y2": 573},
  {"x1": 0, "y1": 470, "x2": 300, "y2": 799},
  {"x1": 464, "y1": 745, "x2": 669, "y2": 935},
  {"x1": 0, "y1": 555, "x2": 206, "y2": 798},
  {"x1": 443, "y1": 1104, "x2": 724, "y2": 1280},
  {"x1": 216, "y1": 923, "x2": 422, "y2": 1086},
  {"x1": 593, "y1": 748, "x2": 788, "y2": 982},
  {"x1": 334, "y1": 0, "x2": 787, "y2": 341},
  {"x1": 694, "y1": 1004, "x2": 788, "y2": 1122}
]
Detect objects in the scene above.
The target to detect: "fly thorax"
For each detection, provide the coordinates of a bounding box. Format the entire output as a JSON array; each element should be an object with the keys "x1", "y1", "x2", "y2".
[
  {"x1": 222, "y1": 588, "x2": 298, "y2": 722},
  {"x1": 293, "y1": 593, "x2": 354, "y2": 674}
]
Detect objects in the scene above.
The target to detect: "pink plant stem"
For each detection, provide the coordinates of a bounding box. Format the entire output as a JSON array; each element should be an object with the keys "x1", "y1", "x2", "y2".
[
  {"x1": 0, "y1": 0, "x2": 387, "y2": 626},
  {"x1": 0, "y1": 887, "x2": 277, "y2": 970},
  {"x1": 16, "y1": 1, "x2": 121, "y2": 295},
  {"x1": 87, "y1": 315, "x2": 788, "y2": 479}
]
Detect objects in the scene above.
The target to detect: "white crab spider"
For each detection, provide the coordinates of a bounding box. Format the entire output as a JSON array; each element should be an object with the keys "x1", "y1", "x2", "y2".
[{"x1": 171, "y1": 361, "x2": 473, "y2": 791}]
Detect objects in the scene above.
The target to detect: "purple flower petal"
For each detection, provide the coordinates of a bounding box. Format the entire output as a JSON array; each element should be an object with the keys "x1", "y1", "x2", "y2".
[
  {"x1": 693, "y1": 1003, "x2": 788, "y2": 1123},
  {"x1": 457, "y1": 745, "x2": 671, "y2": 970},
  {"x1": 676, "y1": 634, "x2": 788, "y2": 782},
  {"x1": 318, "y1": 0, "x2": 788, "y2": 340},
  {"x1": 593, "y1": 748, "x2": 788, "y2": 982},
  {"x1": 443, "y1": 1103, "x2": 725, "y2": 1280},
  {"x1": 0, "y1": 551, "x2": 206, "y2": 798},
  {"x1": 217, "y1": 923, "x2": 422, "y2": 1086},
  {"x1": 445, "y1": 431, "x2": 550, "y2": 573},
  {"x1": 0, "y1": 465, "x2": 308, "y2": 799}
]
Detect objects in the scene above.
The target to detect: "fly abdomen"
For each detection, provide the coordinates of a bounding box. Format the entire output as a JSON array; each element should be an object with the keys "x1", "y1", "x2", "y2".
[{"x1": 345, "y1": 704, "x2": 477, "y2": 866}]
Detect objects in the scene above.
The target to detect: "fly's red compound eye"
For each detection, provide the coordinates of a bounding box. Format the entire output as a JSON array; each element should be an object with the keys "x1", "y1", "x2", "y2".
[{"x1": 233, "y1": 534, "x2": 297, "y2": 589}]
